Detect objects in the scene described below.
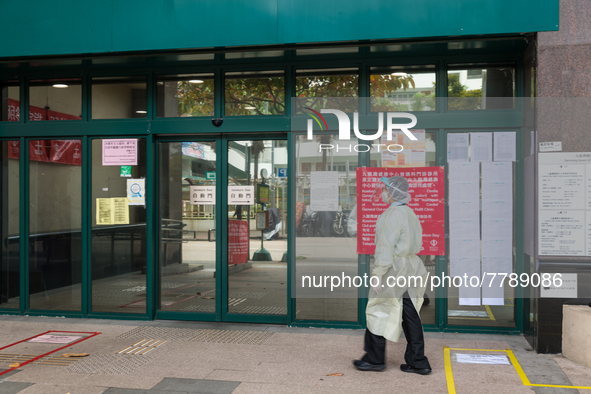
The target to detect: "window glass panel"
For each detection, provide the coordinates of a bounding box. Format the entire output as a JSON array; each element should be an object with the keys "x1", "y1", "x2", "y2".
[
  {"x1": 226, "y1": 140, "x2": 287, "y2": 316},
  {"x1": 29, "y1": 139, "x2": 82, "y2": 311},
  {"x1": 91, "y1": 138, "x2": 147, "y2": 314},
  {"x1": 294, "y1": 132, "x2": 358, "y2": 322},
  {"x1": 1, "y1": 80, "x2": 20, "y2": 122},
  {"x1": 447, "y1": 66, "x2": 516, "y2": 110},
  {"x1": 29, "y1": 78, "x2": 82, "y2": 121},
  {"x1": 294, "y1": 68, "x2": 359, "y2": 114},
  {"x1": 92, "y1": 76, "x2": 147, "y2": 119},
  {"x1": 1, "y1": 141, "x2": 20, "y2": 309},
  {"x1": 370, "y1": 66, "x2": 436, "y2": 112},
  {"x1": 224, "y1": 71, "x2": 285, "y2": 116},
  {"x1": 158, "y1": 141, "x2": 217, "y2": 314},
  {"x1": 157, "y1": 74, "x2": 214, "y2": 118}
]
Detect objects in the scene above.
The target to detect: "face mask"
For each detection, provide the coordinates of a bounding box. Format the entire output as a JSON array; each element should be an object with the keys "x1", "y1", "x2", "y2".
[{"x1": 382, "y1": 191, "x2": 390, "y2": 204}]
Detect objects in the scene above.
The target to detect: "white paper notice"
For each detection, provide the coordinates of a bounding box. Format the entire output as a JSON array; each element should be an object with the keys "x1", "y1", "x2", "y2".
[
  {"x1": 470, "y1": 132, "x2": 492, "y2": 162},
  {"x1": 228, "y1": 186, "x2": 255, "y2": 205},
  {"x1": 540, "y1": 274, "x2": 578, "y2": 298},
  {"x1": 481, "y1": 162, "x2": 513, "y2": 274},
  {"x1": 538, "y1": 153, "x2": 591, "y2": 256},
  {"x1": 127, "y1": 179, "x2": 145, "y2": 206},
  {"x1": 456, "y1": 354, "x2": 510, "y2": 365},
  {"x1": 449, "y1": 162, "x2": 481, "y2": 300},
  {"x1": 494, "y1": 132, "x2": 516, "y2": 162},
  {"x1": 482, "y1": 274, "x2": 505, "y2": 306},
  {"x1": 539, "y1": 164, "x2": 585, "y2": 210},
  {"x1": 539, "y1": 210, "x2": 585, "y2": 256},
  {"x1": 447, "y1": 134, "x2": 469, "y2": 162},
  {"x1": 190, "y1": 186, "x2": 215, "y2": 205},
  {"x1": 310, "y1": 171, "x2": 339, "y2": 211}
]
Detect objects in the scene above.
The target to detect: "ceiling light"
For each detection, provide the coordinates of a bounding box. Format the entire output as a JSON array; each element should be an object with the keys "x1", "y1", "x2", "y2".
[
  {"x1": 53, "y1": 84, "x2": 68, "y2": 88},
  {"x1": 136, "y1": 110, "x2": 147, "y2": 114},
  {"x1": 391, "y1": 72, "x2": 408, "y2": 77},
  {"x1": 189, "y1": 79, "x2": 204, "y2": 83},
  {"x1": 245, "y1": 106, "x2": 256, "y2": 110}
]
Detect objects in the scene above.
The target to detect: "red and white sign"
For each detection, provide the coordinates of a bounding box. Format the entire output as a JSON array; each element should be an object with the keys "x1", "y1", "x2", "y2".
[
  {"x1": 7, "y1": 98, "x2": 81, "y2": 122},
  {"x1": 356, "y1": 166, "x2": 445, "y2": 255},
  {"x1": 29, "y1": 140, "x2": 51, "y2": 162},
  {"x1": 228, "y1": 220, "x2": 249, "y2": 264},
  {"x1": 50, "y1": 139, "x2": 82, "y2": 165}
]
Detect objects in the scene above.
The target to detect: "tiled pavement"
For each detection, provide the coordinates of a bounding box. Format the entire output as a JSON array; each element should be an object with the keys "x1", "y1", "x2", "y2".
[{"x1": 0, "y1": 315, "x2": 590, "y2": 393}]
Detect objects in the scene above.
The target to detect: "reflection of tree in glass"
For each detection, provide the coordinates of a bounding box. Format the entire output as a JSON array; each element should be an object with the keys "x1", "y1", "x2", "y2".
[
  {"x1": 177, "y1": 81, "x2": 215, "y2": 116},
  {"x1": 369, "y1": 74, "x2": 417, "y2": 112},
  {"x1": 447, "y1": 74, "x2": 482, "y2": 110},
  {"x1": 225, "y1": 77, "x2": 285, "y2": 115}
]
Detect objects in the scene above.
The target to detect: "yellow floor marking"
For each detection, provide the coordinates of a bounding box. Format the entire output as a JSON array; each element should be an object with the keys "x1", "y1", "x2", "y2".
[
  {"x1": 484, "y1": 305, "x2": 496, "y2": 321},
  {"x1": 443, "y1": 347, "x2": 591, "y2": 393}
]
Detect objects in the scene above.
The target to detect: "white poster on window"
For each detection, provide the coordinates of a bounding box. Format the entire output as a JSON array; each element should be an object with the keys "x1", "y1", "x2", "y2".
[
  {"x1": 190, "y1": 186, "x2": 215, "y2": 205},
  {"x1": 310, "y1": 171, "x2": 339, "y2": 211},
  {"x1": 494, "y1": 132, "x2": 516, "y2": 162},
  {"x1": 447, "y1": 134, "x2": 469, "y2": 162},
  {"x1": 470, "y1": 132, "x2": 493, "y2": 162},
  {"x1": 228, "y1": 186, "x2": 254, "y2": 205},
  {"x1": 538, "y1": 153, "x2": 591, "y2": 256}
]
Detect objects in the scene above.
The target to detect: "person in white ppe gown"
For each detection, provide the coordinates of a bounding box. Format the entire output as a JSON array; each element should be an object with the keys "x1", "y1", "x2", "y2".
[{"x1": 353, "y1": 176, "x2": 431, "y2": 374}]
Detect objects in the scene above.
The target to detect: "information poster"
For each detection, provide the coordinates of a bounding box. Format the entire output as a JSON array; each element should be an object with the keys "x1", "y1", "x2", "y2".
[
  {"x1": 127, "y1": 179, "x2": 145, "y2": 206},
  {"x1": 539, "y1": 153, "x2": 591, "y2": 256},
  {"x1": 190, "y1": 186, "x2": 215, "y2": 205},
  {"x1": 356, "y1": 166, "x2": 445, "y2": 255},
  {"x1": 310, "y1": 171, "x2": 339, "y2": 211},
  {"x1": 228, "y1": 186, "x2": 255, "y2": 205},
  {"x1": 381, "y1": 129, "x2": 426, "y2": 167},
  {"x1": 228, "y1": 220, "x2": 249, "y2": 264},
  {"x1": 96, "y1": 198, "x2": 129, "y2": 225},
  {"x1": 102, "y1": 139, "x2": 138, "y2": 166}
]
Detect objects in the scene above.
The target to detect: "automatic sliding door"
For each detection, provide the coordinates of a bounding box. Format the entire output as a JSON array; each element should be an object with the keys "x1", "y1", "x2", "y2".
[
  {"x1": 158, "y1": 141, "x2": 218, "y2": 314},
  {"x1": 225, "y1": 139, "x2": 287, "y2": 319}
]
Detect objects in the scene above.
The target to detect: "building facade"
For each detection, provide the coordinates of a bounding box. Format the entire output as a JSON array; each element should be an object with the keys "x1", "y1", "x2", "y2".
[{"x1": 2, "y1": 0, "x2": 587, "y2": 354}]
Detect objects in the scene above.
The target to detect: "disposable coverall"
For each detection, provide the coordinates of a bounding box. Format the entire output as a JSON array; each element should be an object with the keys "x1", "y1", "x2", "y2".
[{"x1": 361, "y1": 195, "x2": 431, "y2": 370}]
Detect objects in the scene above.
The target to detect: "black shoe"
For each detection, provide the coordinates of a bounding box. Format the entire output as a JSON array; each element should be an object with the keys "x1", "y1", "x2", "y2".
[
  {"x1": 400, "y1": 364, "x2": 431, "y2": 375},
  {"x1": 353, "y1": 359, "x2": 386, "y2": 371}
]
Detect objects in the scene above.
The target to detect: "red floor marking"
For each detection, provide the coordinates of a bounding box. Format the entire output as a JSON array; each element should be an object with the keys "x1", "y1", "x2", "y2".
[{"x1": 0, "y1": 330, "x2": 101, "y2": 377}]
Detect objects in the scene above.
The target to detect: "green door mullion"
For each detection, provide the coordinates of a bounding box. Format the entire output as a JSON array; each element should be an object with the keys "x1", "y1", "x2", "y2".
[
  {"x1": 286, "y1": 133, "x2": 294, "y2": 325},
  {"x1": 437, "y1": 128, "x2": 448, "y2": 330},
  {"x1": 218, "y1": 136, "x2": 228, "y2": 321},
  {"x1": 358, "y1": 131, "x2": 370, "y2": 328},
  {"x1": 146, "y1": 134, "x2": 155, "y2": 320},
  {"x1": 81, "y1": 136, "x2": 90, "y2": 316},
  {"x1": 514, "y1": 128, "x2": 525, "y2": 333},
  {"x1": 19, "y1": 136, "x2": 28, "y2": 314},
  {"x1": 82, "y1": 74, "x2": 90, "y2": 122},
  {"x1": 215, "y1": 67, "x2": 224, "y2": 119},
  {"x1": 285, "y1": 65, "x2": 294, "y2": 117}
]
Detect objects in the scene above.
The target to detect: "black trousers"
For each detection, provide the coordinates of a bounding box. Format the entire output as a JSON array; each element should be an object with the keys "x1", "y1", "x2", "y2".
[{"x1": 362, "y1": 294, "x2": 431, "y2": 369}]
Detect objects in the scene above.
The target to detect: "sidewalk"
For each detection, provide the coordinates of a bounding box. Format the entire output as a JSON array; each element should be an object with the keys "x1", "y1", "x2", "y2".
[{"x1": 0, "y1": 315, "x2": 590, "y2": 394}]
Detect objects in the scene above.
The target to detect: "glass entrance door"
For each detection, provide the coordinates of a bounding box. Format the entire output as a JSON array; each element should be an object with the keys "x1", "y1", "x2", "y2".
[{"x1": 157, "y1": 136, "x2": 288, "y2": 323}]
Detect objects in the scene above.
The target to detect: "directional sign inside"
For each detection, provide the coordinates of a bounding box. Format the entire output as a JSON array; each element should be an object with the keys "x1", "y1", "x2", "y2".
[{"x1": 278, "y1": 168, "x2": 287, "y2": 178}]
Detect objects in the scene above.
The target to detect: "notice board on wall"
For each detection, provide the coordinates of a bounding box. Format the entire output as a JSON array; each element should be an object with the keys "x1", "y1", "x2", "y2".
[
  {"x1": 356, "y1": 167, "x2": 445, "y2": 256},
  {"x1": 539, "y1": 152, "x2": 591, "y2": 256}
]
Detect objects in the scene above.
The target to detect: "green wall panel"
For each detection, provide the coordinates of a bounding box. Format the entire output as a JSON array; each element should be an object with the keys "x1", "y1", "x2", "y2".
[{"x1": 0, "y1": 0, "x2": 558, "y2": 58}]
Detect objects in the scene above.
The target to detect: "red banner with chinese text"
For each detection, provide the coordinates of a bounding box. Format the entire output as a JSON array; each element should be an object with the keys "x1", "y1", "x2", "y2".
[
  {"x1": 49, "y1": 140, "x2": 82, "y2": 165},
  {"x1": 356, "y1": 166, "x2": 445, "y2": 255},
  {"x1": 28, "y1": 140, "x2": 50, "y2": 162},
  {"x1": 228, "y1": 220, "x2": 249, "y2": 264},
  {"x1": 7, "y1": 99, "x2": 80, "y2": 121}
]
